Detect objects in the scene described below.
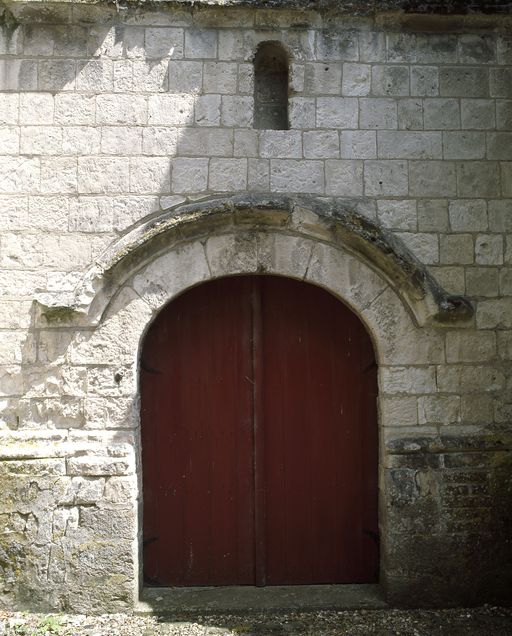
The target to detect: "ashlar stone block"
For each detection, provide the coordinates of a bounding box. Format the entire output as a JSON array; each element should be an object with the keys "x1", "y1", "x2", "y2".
[
  {"x1": 386, "y1": 33, "x2": 417, "y2": 63},
  {"x1": 142, "y1": 127, "x2": 178, "y2": 156},
  {"x1": 497, "y1": 331, "x2": 512, "y2": 359},
  {"x1": 449, "y1": 200, "x2": 488, "y2": 232},
  {"x1": 78, "y1": 157, "x2": 129, "y2": 194},
  {"x1": 359, "y1": 31, "x2": 386, "y2": 63},
  {"x1": 377, "y1": 200, "x2": 417, "y2": 231},
  {"x1": 133, "y1": 60, "x2": 169, "y2": 92},
  {"x1": 416, "y1": 35, "x2": 458, "y2": 64},
  {"x1": 439, "y1": 67, "x2": 489, "y2": 98},
  {"x1": 397, "y1": 99, "x2": 423, "y2": 131},
  {"x1": 205, "y1": 234, "x2": 258, "y2": 277},
  {"x1": 489, "y1": 200, "x2": 512, "y2": 232},
  {"x1": 440, "y1": 234, "x2": 474, "y2": 265},
  {"x1": 20, "y1": 93, "x2": 54, "y2": 125},
  {"x1": 288, "y1": 98, "x2": 316, "y2": 129},
  {"x1": 38, "y1": 60, "x2": 76, "y2": 91},
  {"x1": 380, "y1": 366, "x2": 436, "y2": 395},
  {"x1": 475, "y1": 234, "x2": 503, "y2": 265},
  {"x1": 184, "y1": 28, "x2": 217, "y2": 59},
  {"x1": 209, "y1": 158, "x2": 247, "y2": 191},
  {"x1": 378, "y1": 131, "x2": 442, "y2": 160},
  {"x1": 325, "y1": 160, "x2": 363, "y2": 196},
  {"x1": 457, "y1": 162, "x2": 500, "y2": 198},
  {"x1": 168, "y1": 60, "x2": 202, "y2": 94},
  {"x1": 177, "y1": 128, "x2": 233, "y2": 157},
  {"x1": 417, "y1": 200, "x2": 448, "y2": 232},
  {"x1": 97, "y1": 95, "x2": 148, "y2": 125},
  {"x1": 418, "y1": 395, "x2": 460, "y2": 425},
  {"x1": 423, "y1": 98, "x2": 460, "y2": 130},
  {"x1": 502, "y1": 163, "x2": 512, "y2": 198},
  {"x1": 446, "y1": 331, "x2": 496, "y2": 363},
  {"x1": 342, "y1": 63, "x2": 371, "y2": 96},
  {"x1": 316, "y1": 97, "x2": 358, "y2": 128},
  {"x1": 270, "y1": 160, "x2": 324, "y2": 194},
  {"x1": 380, "y1": 396, "x2": 418, "y2": 427},
  {"x1": 490, "y1": 68, "x2": 512, "y2": 98},
  {"x1": 316, "y1": 29, "x2": 358, "y2": 62},
  {"x1": 145, "y1": 27, "x2": 184, "y2": 59},
  {"x1": 476, "y1": 299, "x2": 512, "y2": 328},
  {"x1": 0, "y1": 60, "x2": 37, "y2": 91},
  {"x1": 487, "y1": 133, "x2": 512, "y2": 161},
  {"x1": 364, "y1": 160, "x2": 408, "y2": 196},
  {"x1": 203, "y1": 61, "x2": 237, "y2": 94},
  {"x1": 458, "y1": 35, "x2": 496, "y2": 65},
  {"x1": 359, "y1": 98, "x2": 397, "y2": 129},
  {"x1": 260, "y1": 130, "x2": 302, "y2": 159},
  {"x1": 410, "y1": 66, "x2": 438, "y2": 97},
  {"x1": 248, "y1": 158, "x2": 269, "y2": 191},
  {"x1": 461, "y1": 99, "x2": 496, "y2": 130},
  {"x1": 371, "y1": 65, "x2": 410, "y2": 96},
  {"x1": 195, "y1": 94, "x2": 221, "y2": 127},
  {"x1": 234, "y1": 130, "x2": 258, "y2": 157},
  {"x1": 500, "y1": 268, "x2": 512, "y2": 295},
  {"x1": 258, "y1": 234, "x2": 313, "y2": 280},
  {"x1": 0, "y1": 127, "x2": 20, "y2": 155},
  {"x1": 100, "y1": 127, "x2": 142, "y2": 155},
  {"x1": 465, "y1": 267, "x2": 499, "y2": 298},
  {"x1": 221, "y1": 96, "x2": 253, "y2": 127},
  {"x1": 30, "y1": 195, "x2": 70, "y2": 231},
  {"x1": 148, "y1": 94, "x2": 194, "y2": 126},
  {"x1": 0, "y1": 95, "x2": 19, "y2": 125},
  {"x1": 76, "y1": 60, "x2": 113, "y2": 92},
  {"x1": 409, "y1": 161, "x2": 456, "y2": 197},
  {"x1": 304, "y1": 130, "x2": 339, "y2": 159},
  {"x1": 171, "y1": 157, "x2": 208, "y2": 193},
  {"x1": 443, "y1": 132, "x2": 486, "y2": 160},
  {"x1": 129, "y1": 157, "x2": 170, "y2": 194},
  {"x1": 62, "y1": 127, "x2": 101, "y2": 156},
  {"x1": 496, "y1": 100, "x2": 512, "y2": 130},
  {"x1": 340, "y1": 130, "x2": 376, "y2": 159},
  {"x1": 461, "y1": 394, "x2": 494, "y2": 424},
  {"x1": 133, "y1": 242, "x2": 210, "y2": 311}
]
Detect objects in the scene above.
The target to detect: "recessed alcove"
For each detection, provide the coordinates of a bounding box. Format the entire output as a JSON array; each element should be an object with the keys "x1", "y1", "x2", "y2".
[{"x1": 254, "y1": 42, "x2": 289, "y2": 130}]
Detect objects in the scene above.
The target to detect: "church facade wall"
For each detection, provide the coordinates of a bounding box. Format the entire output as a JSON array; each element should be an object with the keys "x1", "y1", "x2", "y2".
[{"x1": 0, "y1": 0, "x2": 511, "y2": 612}]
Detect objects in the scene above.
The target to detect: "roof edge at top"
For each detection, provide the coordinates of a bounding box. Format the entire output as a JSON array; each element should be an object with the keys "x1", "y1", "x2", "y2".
[
  {"x1": 3, "y1": 0, "x2": 512, "y2": 15},
  {"x1": 4, "y1": 0, "x2": 512, "y2": 34}
]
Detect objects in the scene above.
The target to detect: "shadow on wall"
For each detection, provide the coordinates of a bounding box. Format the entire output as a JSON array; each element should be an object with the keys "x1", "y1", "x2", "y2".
[{"x1": 0, "y1": 4, "x2": 329, "y2": 612}]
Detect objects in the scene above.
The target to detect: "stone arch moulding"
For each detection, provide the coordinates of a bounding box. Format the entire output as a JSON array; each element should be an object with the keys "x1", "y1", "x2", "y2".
[{"x1": 35, "y1": 193, "x2": 473, "y2": 331}]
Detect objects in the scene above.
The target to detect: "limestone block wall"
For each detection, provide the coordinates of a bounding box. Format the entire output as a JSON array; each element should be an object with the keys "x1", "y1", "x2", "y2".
[{"x1": 0, "y1": 0, "x2": 511, "y2": 612}]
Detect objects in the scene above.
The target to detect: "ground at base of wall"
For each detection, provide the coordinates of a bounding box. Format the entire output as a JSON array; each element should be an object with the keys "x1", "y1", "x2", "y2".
[{"x1": 1, "y1": 607, "x2": 511, "y2": 636}]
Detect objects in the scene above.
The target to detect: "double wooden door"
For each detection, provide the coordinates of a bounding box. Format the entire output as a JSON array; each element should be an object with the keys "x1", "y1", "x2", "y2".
[{"x1": 141, "y1": 275, "x2": 378, "y2": 586}]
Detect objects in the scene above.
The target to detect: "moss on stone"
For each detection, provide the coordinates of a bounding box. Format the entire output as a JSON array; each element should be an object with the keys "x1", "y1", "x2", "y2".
[
  {"x1": 41, "y1": 306, "x2": 79, "y2": 324},
  {"x1": 0, "y1": 3, "x2": 20, "y2": 40}
]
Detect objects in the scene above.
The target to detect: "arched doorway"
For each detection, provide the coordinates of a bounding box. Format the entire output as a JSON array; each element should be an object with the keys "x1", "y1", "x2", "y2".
[{"x1": 140, "y1": 275, "x2": 379, "y2": 587}]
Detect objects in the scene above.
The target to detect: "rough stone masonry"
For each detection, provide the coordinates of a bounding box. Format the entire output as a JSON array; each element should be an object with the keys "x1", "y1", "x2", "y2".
[{"x1": 0, "y1": 0, "x2": 511, "y2": 614}]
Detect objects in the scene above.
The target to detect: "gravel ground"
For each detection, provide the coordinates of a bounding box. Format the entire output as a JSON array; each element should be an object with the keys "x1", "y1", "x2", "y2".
[{"x1": 1, "y1": 606, "x2": 512, "y2": 636}]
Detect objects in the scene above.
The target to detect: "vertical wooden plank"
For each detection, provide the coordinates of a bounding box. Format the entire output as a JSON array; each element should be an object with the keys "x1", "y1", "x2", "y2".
[{"x1": 252, "y1": 277, "x2": 266, "y2": 586}]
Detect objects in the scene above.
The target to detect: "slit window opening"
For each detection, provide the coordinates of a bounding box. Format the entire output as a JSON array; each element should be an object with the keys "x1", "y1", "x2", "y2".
[{"x1": 254, "y1": 42, "x2": 289, "y2": 130}]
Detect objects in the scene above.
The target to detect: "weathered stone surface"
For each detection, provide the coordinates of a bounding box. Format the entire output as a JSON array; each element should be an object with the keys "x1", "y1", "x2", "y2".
[{"x1": 0, "y1": 0, "x2": 510, "y2": 615}]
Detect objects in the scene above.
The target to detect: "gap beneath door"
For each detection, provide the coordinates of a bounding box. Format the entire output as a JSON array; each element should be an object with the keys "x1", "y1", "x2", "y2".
[{"x1": 137, "y1": 585, "x2": 386, "y2": 615}]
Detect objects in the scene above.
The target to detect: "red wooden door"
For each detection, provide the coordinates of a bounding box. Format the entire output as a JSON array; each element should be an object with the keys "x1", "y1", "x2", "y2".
[{"x1": 141, "y1": 276, "x2": 378, "y2": 587}]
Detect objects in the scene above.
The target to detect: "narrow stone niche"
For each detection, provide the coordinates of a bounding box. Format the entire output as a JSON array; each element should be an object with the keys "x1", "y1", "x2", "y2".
[{"x1": 254, "y1": 42, "x2": 289, "y2": 130}]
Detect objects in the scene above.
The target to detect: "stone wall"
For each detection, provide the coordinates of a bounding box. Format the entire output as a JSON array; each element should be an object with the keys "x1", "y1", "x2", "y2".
[{"x1": 0, "y1": 0, "x2": 511, "y2": 612}]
